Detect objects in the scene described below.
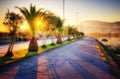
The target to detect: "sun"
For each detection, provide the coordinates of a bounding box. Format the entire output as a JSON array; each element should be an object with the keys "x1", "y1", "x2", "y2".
[
  {"x1": 36, "y1": 21, "x2": 42, "y2": 26},
  {"x1": 34, "y1": 17, "x2": 43, "y2": 27}
]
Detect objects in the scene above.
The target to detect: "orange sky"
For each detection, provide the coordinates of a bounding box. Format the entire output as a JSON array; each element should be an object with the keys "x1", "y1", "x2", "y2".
[{"x1": 0, "y1": 0, "x2": 120, "y2": 32}]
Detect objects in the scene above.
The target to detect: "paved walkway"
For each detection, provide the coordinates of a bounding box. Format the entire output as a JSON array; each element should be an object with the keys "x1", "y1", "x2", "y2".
[{"x1": 0, "y1": 37, "x2": 112, "y2": 79}]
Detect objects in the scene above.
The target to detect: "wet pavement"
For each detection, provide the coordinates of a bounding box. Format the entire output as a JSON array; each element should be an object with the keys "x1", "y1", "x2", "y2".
[{"x1": 0, "y1": 37, "x2": 112, "y2": 79}]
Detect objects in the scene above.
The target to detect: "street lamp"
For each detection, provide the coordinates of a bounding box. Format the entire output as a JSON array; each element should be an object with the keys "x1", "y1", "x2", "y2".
[
  {"x1": 76, "y1": 12, "x2": 79, "y2": 26},
  {"x1": 63, "y1": 0, "x2": 65, "y2": 19},
  {"x1": 62, "y1": 0, "x2": 65, "y2": 40}
]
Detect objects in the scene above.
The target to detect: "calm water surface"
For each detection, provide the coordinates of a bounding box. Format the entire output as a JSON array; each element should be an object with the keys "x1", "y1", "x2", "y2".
[{"x1": 97, "y1": 36, "x2": 120, "y2": 48}]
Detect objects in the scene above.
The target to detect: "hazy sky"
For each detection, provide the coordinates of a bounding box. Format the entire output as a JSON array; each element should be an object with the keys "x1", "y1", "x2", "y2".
[{"x1": 0, "y1": 0, "x2": 120, "y2": 31}]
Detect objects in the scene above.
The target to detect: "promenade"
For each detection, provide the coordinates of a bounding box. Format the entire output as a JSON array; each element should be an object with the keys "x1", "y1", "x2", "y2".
[{"x1": 0, "y1": 37, "x2": 112, "y2": 79}]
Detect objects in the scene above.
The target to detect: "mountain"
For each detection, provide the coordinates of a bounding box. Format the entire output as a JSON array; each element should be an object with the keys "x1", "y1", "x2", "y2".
[{"x1": 78, "y1": 20, "x2": 120, "y2": 34}]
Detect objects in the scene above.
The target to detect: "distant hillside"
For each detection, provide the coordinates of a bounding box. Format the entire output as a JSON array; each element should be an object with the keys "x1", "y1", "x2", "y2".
[{"x1": 78, "y1": 20, "x2": 120, "y2": 34}]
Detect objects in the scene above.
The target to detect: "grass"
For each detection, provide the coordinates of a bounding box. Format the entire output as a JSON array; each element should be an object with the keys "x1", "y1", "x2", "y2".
[
  {"x1": 0, "y1": 56, "x2": 12, "y2": 64},
  {"x1": 41, "y1": 40, "x2": 71, "y2": 51},
  {"x1": 25, "y1": 52, "x2": 38, "y2": 57}
]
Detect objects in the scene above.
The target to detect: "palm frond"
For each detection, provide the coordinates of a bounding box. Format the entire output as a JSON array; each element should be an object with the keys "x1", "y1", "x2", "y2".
[
  {"x1": 16, "y1": 7, "x2": 30, "y2": 20},
  {"x1": 36, "y1": 8, "x2": 44, "y2": 16}
]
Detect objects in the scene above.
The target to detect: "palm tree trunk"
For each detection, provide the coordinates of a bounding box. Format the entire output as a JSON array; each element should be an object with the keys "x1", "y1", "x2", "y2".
[
  {"x1": 51, "y1": 35, "x2": 54, "y2": 44},
  {"x1": 42, "y1": 32, "x2": 47, "y2": 47},
  {"x1": 57, "y1": 33, "x2": 62, "y2": 44},
  {"x1": 67, "y1": 35, "x2": 71, "y2": 41},
  {"x1": 28, "y1": 37, "x2": 38, "y2": 52},
  {"x1": 50, "y1": 32, "x2": 56, "y2": 45}
]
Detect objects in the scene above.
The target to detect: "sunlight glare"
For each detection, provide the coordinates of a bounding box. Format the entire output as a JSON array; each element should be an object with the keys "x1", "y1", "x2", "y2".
[
  {"x1": 0, "y1": 26, "x2": 8, "y2": 32},
  {"x1": 20, "y1": 21, "x2": 30, "y2": 31},
  {"x1": 36, "y1": 21, "x2": 41, "y2": 26}
]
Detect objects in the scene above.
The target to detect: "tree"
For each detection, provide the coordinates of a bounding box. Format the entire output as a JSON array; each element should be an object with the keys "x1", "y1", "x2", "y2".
[
  {"x1": 79, "y1": 32, "x2": 84, "y2": 37},
  {"x1": 67, "y1": 25, "x2": 74, "y2": 41},
  {"x1": 39, "y1": 19, "x2": 50, "y2": 47},
  {"x1": 72, "y1": 27, "x2": 77, "y2": 39},
  {"x1": 56, "y1": 17, "x2": 63, "y2": 44},
  {"x1": 3, "y1": 10, "x2": 23, "y2": 56},
  {"x1": 16, "y1": 4, "x2": 47, "y2": 52},
  {"x1": 46, "y1": 14, "x2": 63, "y2": 44},
  {"x1": 72, "y1": 27, "x2": 81, "y2": 39},
  {"x1": 45, "y1": 14, "x2": 58, "y2": 45}
]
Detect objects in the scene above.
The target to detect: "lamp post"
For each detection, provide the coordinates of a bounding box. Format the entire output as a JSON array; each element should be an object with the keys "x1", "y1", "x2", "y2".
[
  {"x1": 76, "y1": 12, "x2": 79, "y2": 27},
  {"x1": 62, "y1": 0, "x2": 65, "y2": 40},
  {"x1": 63, "y1": 0, "x2": 65, "y2": 19}
]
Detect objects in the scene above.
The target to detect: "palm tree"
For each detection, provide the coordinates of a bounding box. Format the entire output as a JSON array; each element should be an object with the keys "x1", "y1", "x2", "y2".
[
  {"x1": 56, "y1": 17, "x2": 63, "y2": 44},
  {"x1": 39, "y1": 19, "x2": 49, "y2": 47},
  {"x1": 38, "y1": 11, "x2": 54, "y2": 47},
  {"x1": 16, "y1": 4, "x2": 47, "y2": 52},
  {"x1": 72, "y1": 27, "x2": 78, "y2": 39},
  {"x1": 46, "y1": 14, "x2": 58, "y2": 45},
  {"x1": 3, "y1": 10, "x2": 23, "y2": 56},
  {"x1": 76, "y1": 31, "x2": 81, "y2": 38},
  {"x1": 67, "y1": 25, "x2": 74, "y2": 41},
  {"x1": 49, "y1": 25, "x2": 57, "y2": 45},
  {"x1": 47, "y1": 14, "x2": 63, "y2": 44}
]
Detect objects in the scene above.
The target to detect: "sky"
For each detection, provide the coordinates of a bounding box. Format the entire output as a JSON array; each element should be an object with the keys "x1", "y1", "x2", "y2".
[{"x1": 0, "y1": 0, "x2": 120, "y2": 32}]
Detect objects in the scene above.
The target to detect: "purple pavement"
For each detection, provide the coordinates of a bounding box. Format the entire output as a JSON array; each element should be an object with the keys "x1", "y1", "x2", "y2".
[{"x1": 0, "y1": 37, "x2": 112, "y2": 79}]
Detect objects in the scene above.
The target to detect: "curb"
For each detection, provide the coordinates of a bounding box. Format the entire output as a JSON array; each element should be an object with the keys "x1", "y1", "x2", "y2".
[{"x1": 96, "y1": 39, "x2": 120, "y2": 79}]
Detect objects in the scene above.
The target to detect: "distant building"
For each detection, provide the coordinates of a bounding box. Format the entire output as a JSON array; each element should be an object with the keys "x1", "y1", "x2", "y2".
[{"x1": 0, "y1": 32, "x2": 10, "y2": 44}]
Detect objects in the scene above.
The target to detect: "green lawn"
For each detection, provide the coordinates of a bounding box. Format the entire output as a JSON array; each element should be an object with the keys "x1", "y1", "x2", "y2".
[{"x1": 41, "y1": 40, "x2": 71, "y2": 51}]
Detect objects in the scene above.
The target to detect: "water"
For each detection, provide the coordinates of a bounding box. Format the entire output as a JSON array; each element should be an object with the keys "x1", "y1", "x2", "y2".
[{"x1": 96, "y1": 36, "x2": 120, "y2": 48}]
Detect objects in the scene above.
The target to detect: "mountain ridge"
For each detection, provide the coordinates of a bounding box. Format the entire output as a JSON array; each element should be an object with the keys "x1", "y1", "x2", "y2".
[{"x1": 78, "y1": 20, "x2": 120, "y2": 34}]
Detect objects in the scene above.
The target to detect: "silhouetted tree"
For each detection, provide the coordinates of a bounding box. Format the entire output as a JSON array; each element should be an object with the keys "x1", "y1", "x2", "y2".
[{"x1": 3, "y1": 9, "x2": 23, "y2": 56}]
